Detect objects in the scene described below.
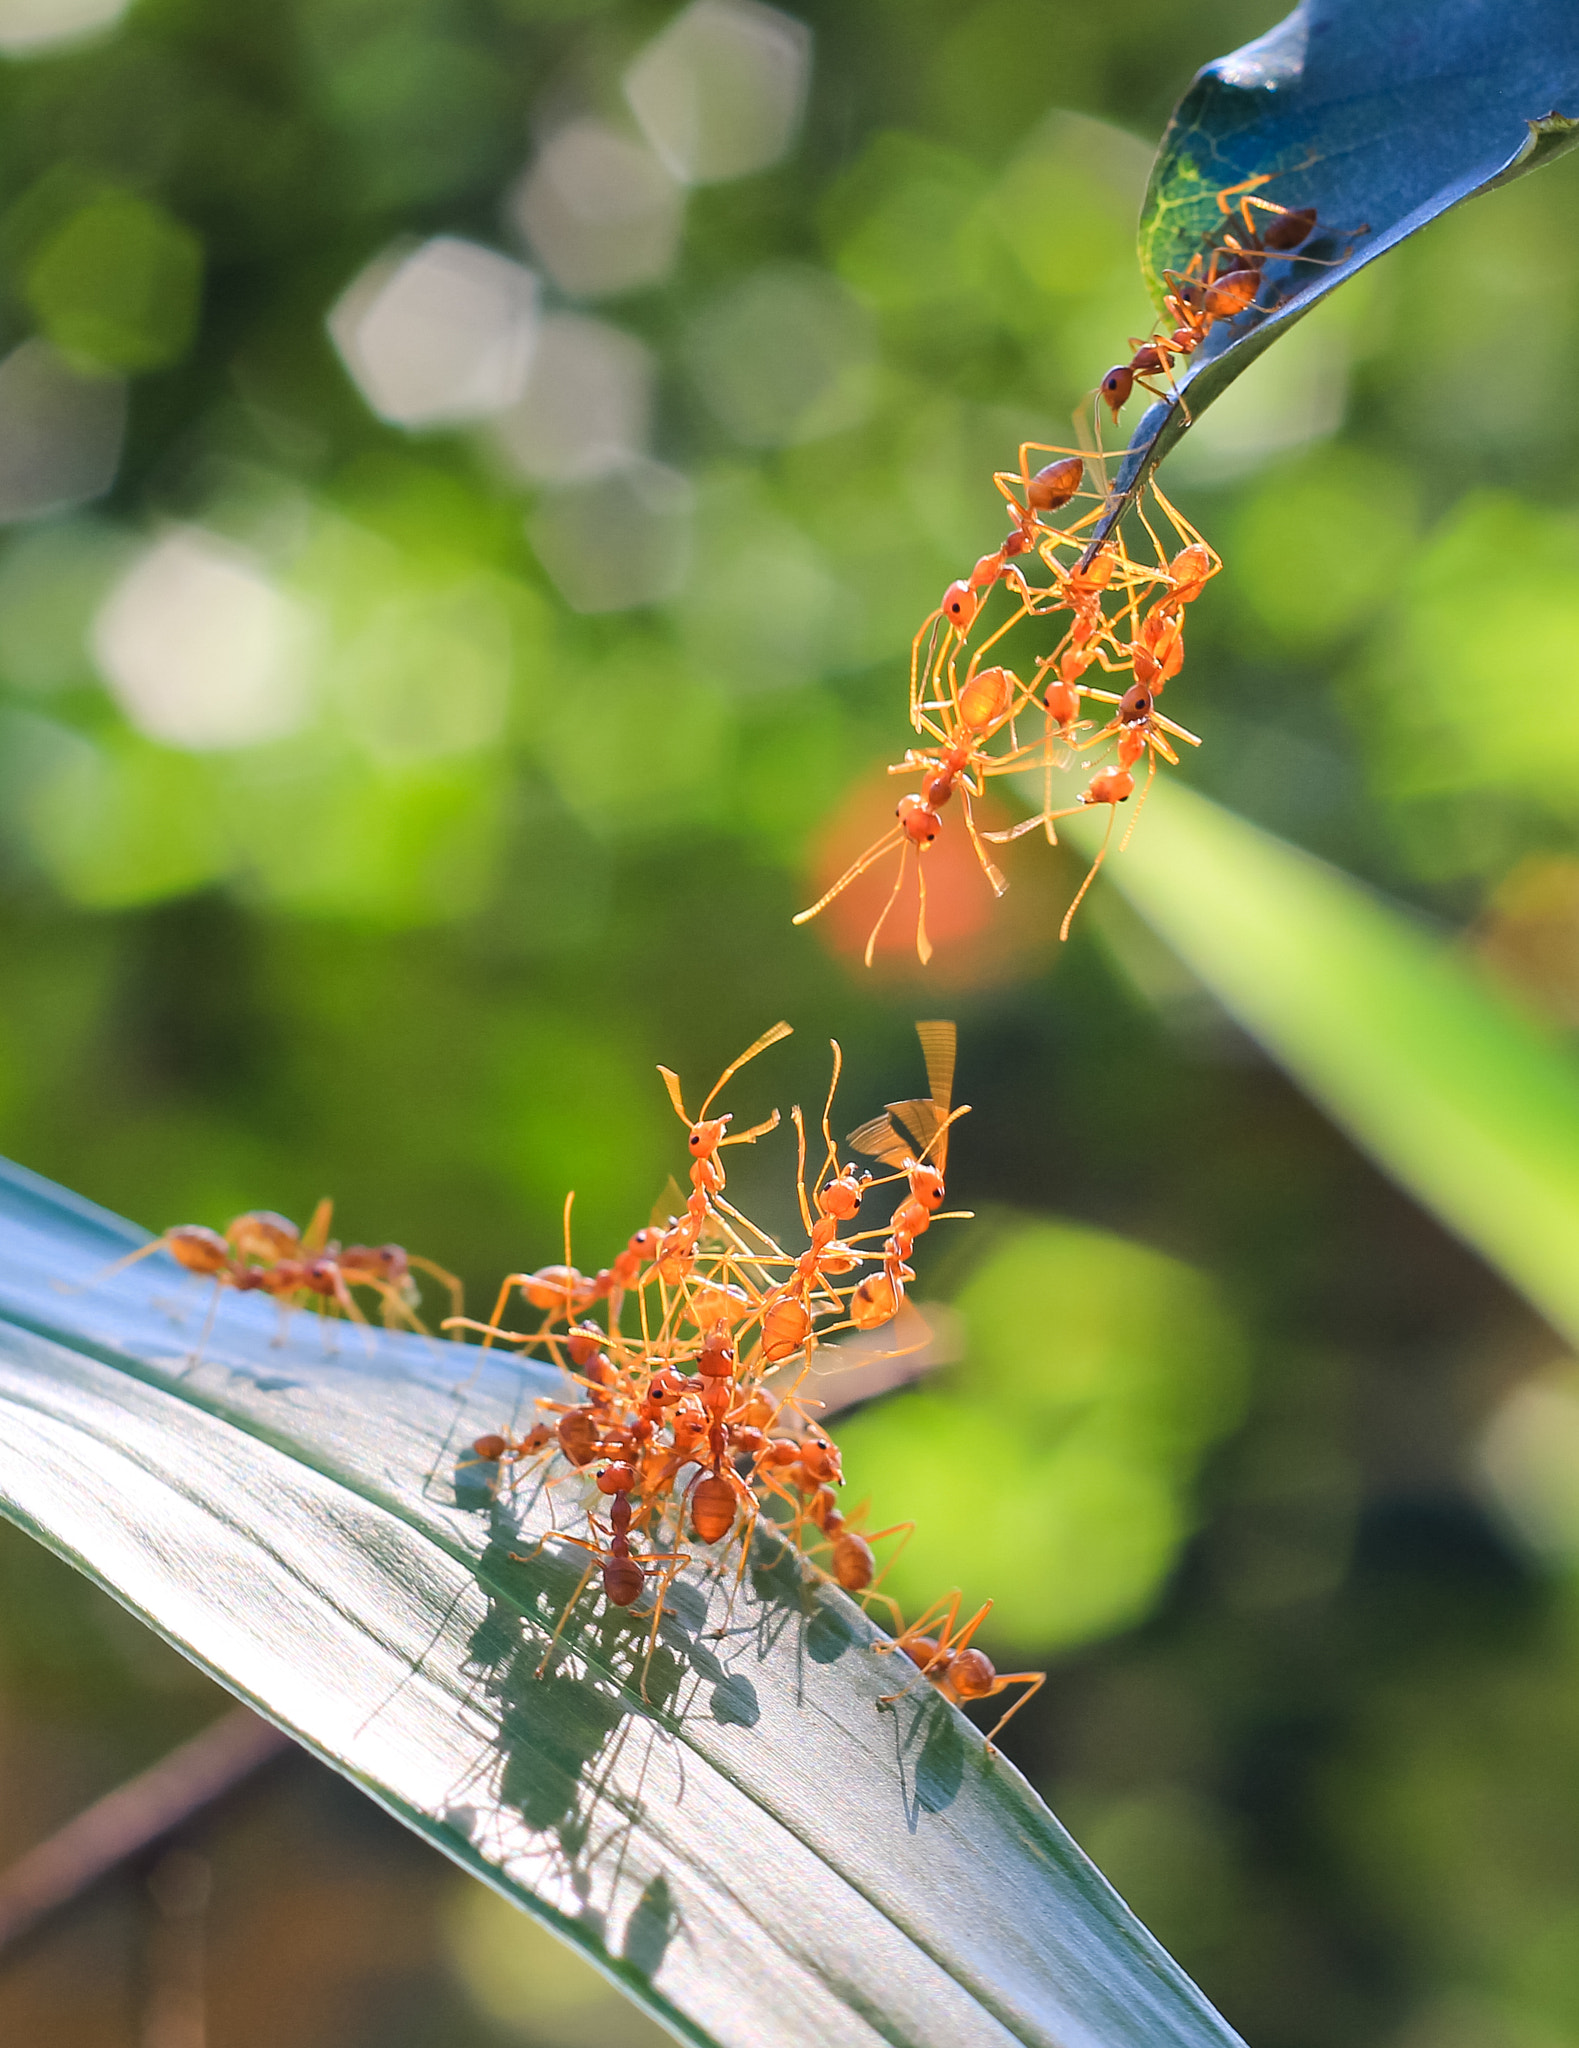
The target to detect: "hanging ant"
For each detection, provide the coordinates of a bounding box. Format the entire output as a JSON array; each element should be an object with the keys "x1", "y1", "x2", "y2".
[{"x1": 795, "y1": 656, "x2": 1036, "y2": 966}]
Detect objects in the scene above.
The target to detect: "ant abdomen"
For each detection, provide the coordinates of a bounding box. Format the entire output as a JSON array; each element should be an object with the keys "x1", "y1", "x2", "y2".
[
  {"x1": 832, "y1": 1532, "x2": 876, "y2": 1592},
  {"x1": 690, "y1": 1475, "x2": 736, "y2": 1544},
  {"x1": 167, "y1": 1225, "x2": 232, "y2": 1276},
  {"x1": 603, "y1": 1556, "x2": 645, "y2": 1607}
]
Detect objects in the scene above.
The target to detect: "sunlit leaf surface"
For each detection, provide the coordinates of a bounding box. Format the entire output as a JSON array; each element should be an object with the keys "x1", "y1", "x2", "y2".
[
  {"x1": 1106, "y1": 0, "x2": 1579, "y2": 509},
  {"x1": 1083, "y1": 784, "x2": 1579, "y2": 1349},
  {"x1": 0, "y1": 1156, "x2": 1248, "y2": 2048}
]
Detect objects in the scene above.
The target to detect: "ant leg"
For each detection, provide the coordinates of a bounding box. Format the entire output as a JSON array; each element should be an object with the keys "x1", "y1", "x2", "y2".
[
  {"x1": 959, "y1": 791, "x2": 1008, "y2": 897},
  {"x1": 982, "y1": 1672, "x2": 1047, "y2": 1752},
  {"x1": 1060, "y1": 802, "x2": 1120, "y2": 942},
  {"x1": 862, "y1": 841, "x2": 913, "y2": 969},
  {"x1": 181, "y1": 1277, "x2": 225, "y2": 1375},
  {"x1": 75, "y1": 1234, "x2": 176, "y2": 1292},
  {"x1": 301, "y1": 1198, "x2": 335, "y2": 1254},
  {"x1": 535, "y1": 1555, "x2": 599, "y2": 1680},
  {"x1": 409, "y1": 1254, "x2": 464, "y2": 1322},
  {"x1": 793, "y1": 825, "x2": 906, "y2": 932},
  {"x1": 941, "y1": 1599, "x2": 994, "y2": 1657},
  {"x1": 1118, "y1": 750, "x2": 1162, "y2": 853}
]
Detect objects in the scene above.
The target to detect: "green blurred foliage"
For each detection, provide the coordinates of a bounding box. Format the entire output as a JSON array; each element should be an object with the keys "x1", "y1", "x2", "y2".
[
  {"x1": 0, "y1": 0, "x2": 1577, "y2": 2043},
  {"x1": 838, "y1": 1217, "x2": 1246, "y2": 1646}
]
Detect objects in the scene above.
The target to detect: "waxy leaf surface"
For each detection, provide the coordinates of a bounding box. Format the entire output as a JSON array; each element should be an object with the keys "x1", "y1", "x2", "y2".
[{"x1": 0, "y1": 1156, "x2": 1247, "y2": 2048}]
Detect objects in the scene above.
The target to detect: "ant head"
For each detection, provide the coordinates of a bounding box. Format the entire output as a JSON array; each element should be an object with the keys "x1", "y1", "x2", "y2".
[
  {"x1": 1044, "y1": 676, "x2": 1081, "y2": 727},
  {"x1": 1118, "y1": 681, "x2": 1154, "y2": 726},
  {"x1": 940, "y1": 580, "x2": 978, "y2": 633},
  {"x1": 896, "y1": 794, "x2": 942, "y2": 847},
  {"x1": 595, "y1": 1460, "x2": 637, "y2": 1495},
  {"x1": 817, "y1": 1170, "x2": 865, "y2": 1221},
  {"x1": 1099, "y1": 365, "x2": 1133, "y2": 418},
  {"x1": 909, "y1": 1162, "x2": 946, "y2": 1210},
  {"x1": 689, "y1": 1114, "x2": 730, "y2": 1157}
]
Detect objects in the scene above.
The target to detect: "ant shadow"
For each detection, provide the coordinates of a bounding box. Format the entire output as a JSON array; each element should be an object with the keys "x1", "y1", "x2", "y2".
[{"x1": 441, "y1": 1458, "x2": 969, "y2": 1978}]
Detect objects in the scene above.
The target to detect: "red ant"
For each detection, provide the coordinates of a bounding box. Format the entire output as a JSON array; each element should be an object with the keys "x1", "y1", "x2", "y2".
[
  {"x1": 844, "y1": 1020, "x2": 967, "y2": 1327},
  {"x1": 650, "y1": 1023, "x2": 791, "y2": 1279},
  {"x1": 96, "y1": 1201, "x2": 461, "y2": 1342},
  {"x1": 876, "y1": 1591, "x2": 1045, "y2": 1751},
  {"x1": 794, "y1": 1483, "x2": 912, "y2": 1627},
  {"x1": 1098, "y1": 175, "x2": 1328, "y2": 425},
  {"x1": 795, "y1": 658, "x2": 1027, "y2": 966},
  {"x1": 524, "y1": 1460, "x2": 690, "y2": 1689}
]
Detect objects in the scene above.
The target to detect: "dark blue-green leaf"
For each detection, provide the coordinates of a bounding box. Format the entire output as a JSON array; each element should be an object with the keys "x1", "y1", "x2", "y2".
[{"x1": 1107, "y1": 0, "x2": 1579, "y2": 511}]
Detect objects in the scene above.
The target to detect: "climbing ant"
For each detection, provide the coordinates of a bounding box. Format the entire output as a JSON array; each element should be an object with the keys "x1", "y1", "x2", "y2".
[{"x1": 876, "y1": 1591, "x2": 1045, "y2": 1751}]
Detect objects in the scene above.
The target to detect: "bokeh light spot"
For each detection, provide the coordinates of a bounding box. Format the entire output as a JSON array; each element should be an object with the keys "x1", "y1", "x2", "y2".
[
  {"x1": 488, "y1": 313, "x2": 654, "y2": 484},
  {"x1": 510, "y1": 118, "x2": 684, "y2": 299},
  {"x1": 624, "y1": 0, "x2": 811, "y2": 185},
  {"x1": 0, "y1": 0, "x2": 129, "y2": 55},
  {"x1": 93, "y1": 529, "x2": 314, "y2": 752},
  {"x1": 528, "y1": 458, "x2": 694, "y2": 613},
  {"x1": 0, "y1": 338, "x2": 124, "y2": 522},
  {"x1": 329, "y1": 237, "x2": 539, "y2": 430}
]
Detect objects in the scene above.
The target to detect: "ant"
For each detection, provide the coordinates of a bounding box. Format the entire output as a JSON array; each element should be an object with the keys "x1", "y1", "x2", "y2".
[
  {"x1": 1098, "y1": 174, "x2": 1329, "y2": 426},
  {"x1": 95, "y1": 1201, "x2": 461, "y2": 1342},
  {"x1": 844, "y1": 1020, "x2": 969, "y2": 1327},
  {"x1": 524, "y1": 1460, "x2": 691, "y2": 1691},
  {"x1": 793, "y1": 1483, "x2": 912, "y2": 1628},
  {"x1": 875, "y1": 1591, "x2": 1045, "y2": 1751},
  {"x1": 913, "y1": 447, "x2": 1089, "y2": 684},
  {"x1": 795, "y1": 655, "x2": 1033, "y2": 966},
  {"x1": 651, "y1": 1023, "x2": 792, "y2": 1277}
]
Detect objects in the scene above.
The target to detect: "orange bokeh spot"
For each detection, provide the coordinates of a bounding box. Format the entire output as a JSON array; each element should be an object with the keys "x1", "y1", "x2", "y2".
[{"x1": 801, "y1": 768, "x2": 1070, "y2": 988}]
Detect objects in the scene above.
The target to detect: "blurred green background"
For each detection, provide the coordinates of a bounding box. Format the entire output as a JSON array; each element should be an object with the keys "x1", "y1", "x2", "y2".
[{"x1": 4, "y1": 0, "x2": 1579, "y2": 2043}]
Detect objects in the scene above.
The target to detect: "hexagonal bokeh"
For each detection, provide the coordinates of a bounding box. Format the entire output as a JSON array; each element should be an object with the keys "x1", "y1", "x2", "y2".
[
  {"x1": 93, "y1": 530, "x2": 313, "y2": 751},
  {"x1": 328, "y1": 236, "x2": 539, "y2": 430},
  {"x1": 488, "y1": 313, "x2": 655, "y2": 485},
  {"x1": 623, "y1": 0, "x2": 811, "y2": 185},
  {"x1": 509, "y1": 118, "x2": 684, "y2": 300},
  {"x1": 0, "y1": 339, "x2": 125, "y2": 523},
  {"x1": 528, "y1": 459, "x2": 694, "y2": 613}
]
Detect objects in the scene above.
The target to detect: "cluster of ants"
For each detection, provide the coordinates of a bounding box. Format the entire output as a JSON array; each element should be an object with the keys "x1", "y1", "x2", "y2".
[
  {"x1": 797, "y1": 173, "x2": 1338, "y2": 963},
  {"x1": 455, "y1": 1020, "x2": 1044, "y2": 1748},
  {"x1": 113, "y1": 1022, "x2": 1042, "y2": 1749}
]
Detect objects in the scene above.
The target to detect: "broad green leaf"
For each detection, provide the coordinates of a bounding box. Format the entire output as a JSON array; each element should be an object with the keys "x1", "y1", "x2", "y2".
[
  {"x1": 1076, "y1": 783, "x2": 1579, "y2": 1348},
  {"x1": 0, "y1": 1156, "x2": 1247, "y2": 2048},
  {"x1": 1104, "y1": 0, "x2": 1579, "y2": 513}
]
